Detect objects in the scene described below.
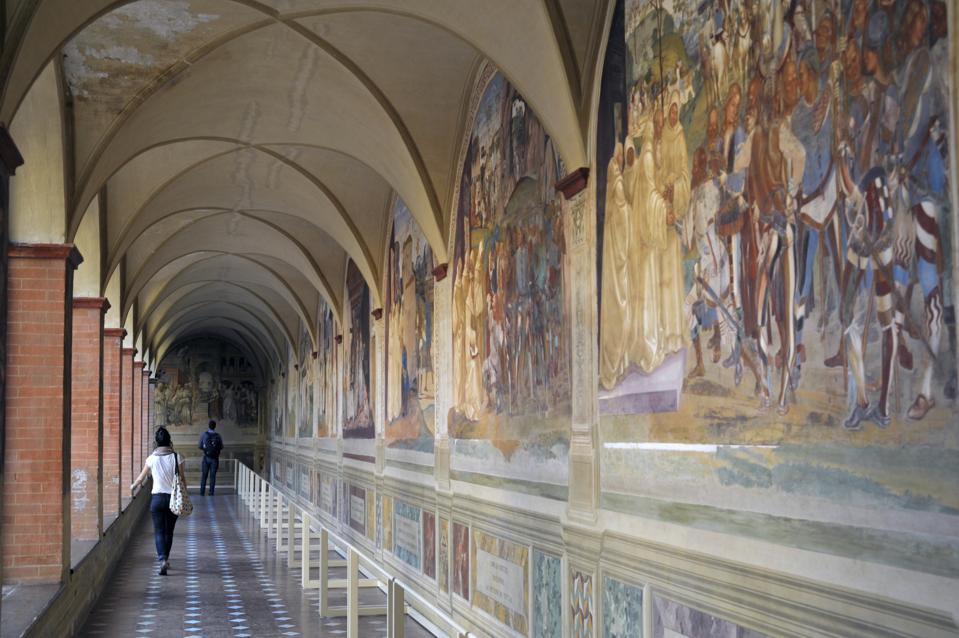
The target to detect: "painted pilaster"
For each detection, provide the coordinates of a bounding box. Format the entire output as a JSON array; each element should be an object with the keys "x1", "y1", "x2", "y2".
[
  {"x1": 432, "y1": 263, "x2": 452, "y2": 491},
  {"x1": 372, "y1": 308, "x2": 385, "y2": 474},
  {"x1": 557, "y1": 168, "x2": 600, "y2": 524},
  {"x1": 558, "y1": 168, "x2": 601, "y2": 638}
]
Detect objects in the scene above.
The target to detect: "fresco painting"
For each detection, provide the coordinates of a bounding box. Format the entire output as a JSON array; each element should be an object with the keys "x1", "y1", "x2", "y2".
[
  {"x1": 316, "y1": 300, "x2": 336, "y2": 438},
  {"x1": 387, "y1": 197, "x2": 436, "y2": 452},
  {"x1": 652, "y1": 595, "x2": 765, "y2": 638},
  {"x1": 344, "y1": 260, "x2": 374, "y2": 438},
  {"x1": 596, "y1": 0, "x2": 958, "y2": 545},
  {"x1": 422, "y1": 510, "x2": 436, "y2": 580},
  {"x1": 531, "y1": 549, "x2": 563, "y2": 638},
  {"x1": 452, "y1": 522, "x2": 470, "y2": 601},
  {"x1": 297, "y1": 324, "x2": 314, "y2": 439},
  {"x1": 450, "y1": 71, "x2": 571, "y2": 486},
  {"x1": 603, "y1": 576, "x2": 643, "y2": 638},
  {"x1": 155, "y1": 337, "x2": 260, "y2": 440}
]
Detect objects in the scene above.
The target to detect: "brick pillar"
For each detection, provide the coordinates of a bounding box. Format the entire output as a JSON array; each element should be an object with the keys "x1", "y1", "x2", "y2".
[
  {"x1": 3, "y1": 243, "x2": 82, "y2": 584},
  {"x1": 0, "y1": 125, "x2": 24, "y2": 617},
  {"x1": 132, "y1": 360, "x2": 144, "y2": 478},
  {"x1": 120, "y1": 347, "x2": 135, "y2": 507},
  {"x1": 101, "y1": 328, "x2": 125, "y2": 526},
  {"x1": 70, "y1": 298, "x2": 108, "y2": 542},
  {"x1": 142, "y1": 369, "x2": 151, "y2": 462}
]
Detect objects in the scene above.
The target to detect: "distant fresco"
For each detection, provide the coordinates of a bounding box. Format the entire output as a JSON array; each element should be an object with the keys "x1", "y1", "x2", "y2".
[
  {"x1": 387, "y1": 197, "x2": 436, "y2": 452},
  {"x1": 316, "y1": 300, "x2": 336, "y2": 438},
  {"x1": 652, "y1": 595, "x2": 765, "y2": 638},
  {"x1": 450, "y1": 71, "x2": 571, "y2": 487},
  {"x1": 596, "y1": 0, "x2": 958, "y2": 555},
  {"x1": 297, "y1": 324, "x2": 314, "y2": 439},
  {"x1": 344, "y1": 260, "x2": 374, "y2": 438},
  {"x1": 155, "y1": 337, "x2": 261, "y2": 444}
]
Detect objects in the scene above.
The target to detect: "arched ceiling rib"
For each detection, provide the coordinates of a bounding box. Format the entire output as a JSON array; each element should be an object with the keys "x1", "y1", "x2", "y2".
[{"x1": 2, "y1": 0, "x2": 605, "y2": 364}]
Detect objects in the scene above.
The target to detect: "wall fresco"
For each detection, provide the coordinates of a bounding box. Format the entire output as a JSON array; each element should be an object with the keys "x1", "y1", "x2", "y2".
[
  {"x1": 571, "y1": 570, "x2": 594, "y2": 638},
  {"x1": 595, "y1": 0, "x2": 958, "y2": 556},
  {"x1": 450, "y1": 71, "x2": 571, "y2": 487},
  {"x1": 297, "y1": 324, "x2": 314, "y2": 439},
  {"x1": 317, "y1": 299, "x2": 336, "y2": 438},
  {"x1": 349, "y1": 484, "x2": 367, "y2": 536},
  {"x1": 387, "y1": 196, "x2": 435, "y2": 452},
  {"x1": 344, "y1": 260, "x2": 373, "y2": 438},
  {"x1": 154, "y1": 336, "x2": 261, "y2": 445}
]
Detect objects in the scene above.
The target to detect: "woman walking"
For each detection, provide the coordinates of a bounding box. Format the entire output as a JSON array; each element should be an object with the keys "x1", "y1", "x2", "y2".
[{"x1": 131, "y1": 427, "x2": 186, "y2": 575}]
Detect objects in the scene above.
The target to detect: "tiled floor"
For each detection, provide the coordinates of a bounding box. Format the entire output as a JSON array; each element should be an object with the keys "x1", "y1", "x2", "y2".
[{"x1": 78, "y1": 491, "x2": 434, "y2": 637}]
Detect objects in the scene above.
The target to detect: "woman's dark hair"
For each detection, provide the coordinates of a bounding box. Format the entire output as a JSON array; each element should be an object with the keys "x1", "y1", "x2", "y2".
[{"x1": 155, "y1": 427, "x2": 172, "y2": 448}]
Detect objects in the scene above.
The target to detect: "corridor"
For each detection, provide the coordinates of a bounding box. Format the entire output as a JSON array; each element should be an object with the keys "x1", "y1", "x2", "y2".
[{"x1": 77, "y1": 490, "x2": 432, "y2": 638}]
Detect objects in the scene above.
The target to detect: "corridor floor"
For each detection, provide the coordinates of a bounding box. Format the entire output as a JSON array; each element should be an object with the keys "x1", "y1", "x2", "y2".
[{"x1": 78, "y1": 491, "x2": 434, "y2": 638}]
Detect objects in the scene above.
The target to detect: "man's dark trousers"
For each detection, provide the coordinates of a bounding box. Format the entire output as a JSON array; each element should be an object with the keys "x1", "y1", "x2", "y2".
[{"x1": 201, "y1": 456, "x2": 219, "y2": 496}]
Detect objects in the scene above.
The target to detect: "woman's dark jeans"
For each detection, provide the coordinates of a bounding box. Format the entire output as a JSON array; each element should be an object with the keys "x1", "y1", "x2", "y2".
[{"x1": 150, "y1": 493, "x2": 179, "y2": 561}]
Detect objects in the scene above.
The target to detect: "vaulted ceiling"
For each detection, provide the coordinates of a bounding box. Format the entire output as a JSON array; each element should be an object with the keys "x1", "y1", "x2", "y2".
[{"x1": 1, "y1": 0, "x2": 609, "y2": 371}]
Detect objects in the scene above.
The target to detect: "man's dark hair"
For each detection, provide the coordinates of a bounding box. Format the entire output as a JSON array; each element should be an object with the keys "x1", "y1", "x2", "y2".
[
  {"x1": 155, "y1": 427, "x2": 172, "y2": 447},
  {"x1": 208, "y1": 420, "x2": 217, "y2": 430}
]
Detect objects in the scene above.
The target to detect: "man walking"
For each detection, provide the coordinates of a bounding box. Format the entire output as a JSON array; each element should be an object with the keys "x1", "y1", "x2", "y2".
[{"x1": 198, "y1": 420, "x2": 223, "y2": 496}]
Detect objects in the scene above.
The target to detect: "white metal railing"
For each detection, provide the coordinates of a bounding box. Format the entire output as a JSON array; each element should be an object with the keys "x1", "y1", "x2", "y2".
[{"x1": 233, "y1": 462, "x2": 473, "y2": 638}]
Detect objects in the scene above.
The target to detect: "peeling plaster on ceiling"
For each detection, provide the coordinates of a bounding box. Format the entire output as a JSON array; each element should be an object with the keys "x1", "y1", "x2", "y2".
[{"x1": 63, "y1": 0, "x2": 258, "y2": 167}]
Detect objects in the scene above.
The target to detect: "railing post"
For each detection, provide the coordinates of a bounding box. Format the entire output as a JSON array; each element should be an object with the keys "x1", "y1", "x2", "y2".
[
  {"x1": 347, "y1": 547, "x2": 359, "y2": 638},
  {"x1": 301, "y1": 512, "x2": 311, "y2": 588},
  {"x1": 319, "y1": 527, "x2": 330, "y2": 617},
  {"x1": 260, "y1": 479, "x2": 269, "y2": 527},
  {"x1": 287, "y1": 504, "x2": 296, "y2": 563},
  {"x1": 387, "y1": 578, "x2": 405, "y2": 638}
]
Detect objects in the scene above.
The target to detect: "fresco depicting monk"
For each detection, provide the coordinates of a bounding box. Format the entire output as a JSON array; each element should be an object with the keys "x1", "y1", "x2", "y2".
[
  {"x1": 449, "y1": 72, "x2": 570, "y2": 483},
  {"x1": 592, "y1": 0, "x2": 956, "y2": 564}
]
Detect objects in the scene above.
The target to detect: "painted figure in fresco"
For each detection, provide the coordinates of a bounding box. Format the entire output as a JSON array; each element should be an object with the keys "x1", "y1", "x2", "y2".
[
  {"x1": 154, "y1": 382, "x2": 169, "y2": 427},
  {"x1": 599, "y1": 0, "x2": 954, "y2": 430},
  {"x1": 452, "y1": 76, "x2": 568, "y2": 421}
]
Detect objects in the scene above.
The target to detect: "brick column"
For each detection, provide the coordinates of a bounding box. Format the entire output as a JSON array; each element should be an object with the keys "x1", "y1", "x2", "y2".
[
  {"x1": 70, "y1": 297, "x2": 108, "y2": 542},
  {"x1": 120, "y1": 347, "x2": 135, "y2": 507},
  {"x1": 0, "y1": 125, "x2": 24, "y2": 617},
  {"x1": 141, "y1": 369, "x2": 151, "y2": 463},
  {"x1": 132, "y1": 360, "x2": 144, "y2": 477},
  {"x1": 101, "y1": 328, "x2": 125, "y2": 526},
  {"x1": 3, "y1": 243, "x2": 82, "y2": 584}
]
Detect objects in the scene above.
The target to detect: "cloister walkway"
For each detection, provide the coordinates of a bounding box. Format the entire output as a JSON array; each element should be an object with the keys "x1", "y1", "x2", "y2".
[{"x1": 77, "y1": 490, "x2": 433, "y2": 638}]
